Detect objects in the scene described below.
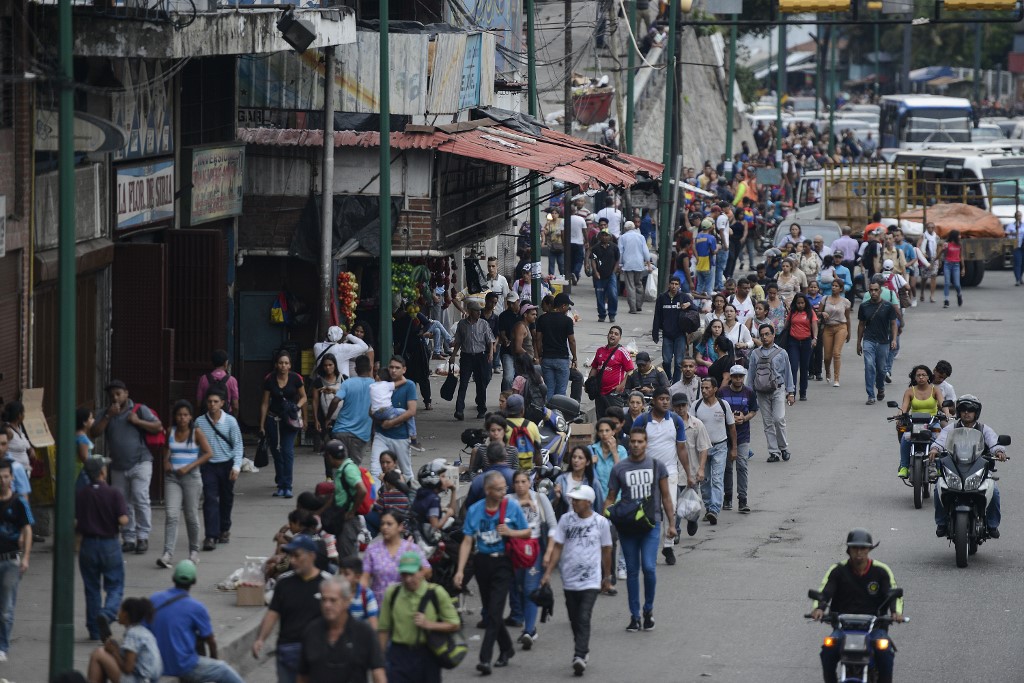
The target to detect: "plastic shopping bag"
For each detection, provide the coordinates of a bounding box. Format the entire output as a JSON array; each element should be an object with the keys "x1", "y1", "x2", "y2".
[
  {"x1": 677, "y1": 485, "x2": 704, "y2": 523},
  {"x1": 644, "y1": 268, "x2": 658, "y2": 302}
]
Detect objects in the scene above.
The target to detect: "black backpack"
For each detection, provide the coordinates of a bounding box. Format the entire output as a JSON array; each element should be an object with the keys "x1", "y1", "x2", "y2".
[
  {"x1": 522, "y1": 377, "x2": 548, "y2": 424},
  {"x1": 203, "y1": 372, "x2": 230, "y2": 411}
]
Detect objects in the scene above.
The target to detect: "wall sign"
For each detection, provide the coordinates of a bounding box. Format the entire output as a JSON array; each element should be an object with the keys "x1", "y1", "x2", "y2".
[
  {"x1": 181, "y1": 144, "x2": 245, "y2": 226},
  {"x1": 115, "y1": 159, "x2": 175, "y2": 231}
]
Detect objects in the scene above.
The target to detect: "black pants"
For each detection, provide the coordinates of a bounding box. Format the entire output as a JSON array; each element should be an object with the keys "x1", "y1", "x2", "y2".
[
  {"x1": 388, "y1": 643, "x2": 441, "y2": 683},
  {"x1": 200, "y1": 460, "x2": 235, "y2": 540},
  {"x1": 564, "y1": 589, "x2": 599, "y2": 659},
  {"x1": 569, "y1": 368, "x2": 584, "y2": 403},
  {"x1": 595, "y1": 392, "x2": 624, "y2": 420},
  {"x1": 810, "y1": 328, "x2": 824, "y2": 377},
  {"x1": 474, "y1": 553, "x2": 514, "y2": 664},
  {"x1": 456, "y1": 353, "x2": 491, "y2": 415},
  {"x1": 336, "y1": 515, "x2": 361, "y2": 561}
]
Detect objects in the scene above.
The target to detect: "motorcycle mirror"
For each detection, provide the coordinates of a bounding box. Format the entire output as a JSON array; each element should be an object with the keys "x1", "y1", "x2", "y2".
[
  {"x1": 941, "y1": 400, "x2": 955, "y2": 409},
  {"x1": 808, "y1": 589, "x2": 825, "y2": 602},
  {"x1": 888, "y1": 587, "x2": 904, "y2": 599},
  {"x1": 997, "y1": 435, "x2": 1011, "y2": 447},
  {"x1": 886, "y1": 401, "x2": 898, "y2": 408}
]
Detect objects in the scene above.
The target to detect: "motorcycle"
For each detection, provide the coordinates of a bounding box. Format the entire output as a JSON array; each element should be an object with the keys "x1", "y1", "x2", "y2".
[
  {"x1": 806, "y1": 588, "x2": 906, "y2": 683},
  {"x1": 536, "y1": 394, "x2": 582, "y2": 468},
  {"x1": 934, "y1": 428, "x2": 1011, "y2": 568},
  {"x1": 886, "y1": 401, "x2": 946, "y2": 509}
]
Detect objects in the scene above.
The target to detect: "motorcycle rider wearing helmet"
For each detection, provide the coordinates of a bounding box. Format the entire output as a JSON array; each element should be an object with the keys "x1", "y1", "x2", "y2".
[
  {"x1": 928, "y1": 394, "x2": 1008, "y2": 539},
  {"x1": 411, "y1": 459, "x2": 457, "y2": 534},
  {"x1": 325, "y1": 439, "x2": 367, "y2": 560},
  {"x1": 810, "y1": 529, "x2": 903, "y2": 683}
]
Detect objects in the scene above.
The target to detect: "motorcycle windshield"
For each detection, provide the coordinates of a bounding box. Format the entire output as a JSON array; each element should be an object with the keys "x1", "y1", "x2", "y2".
[{"x1": 947, "y1": 428, "x2": 986, "y2": 466}]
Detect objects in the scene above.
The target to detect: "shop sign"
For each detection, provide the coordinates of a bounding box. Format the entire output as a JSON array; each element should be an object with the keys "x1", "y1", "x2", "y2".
[
  {"x1": 116, "y1": 159, "x2": 175, "y2": 231},
  {"x1": 181, "y1": 144, "x2": 245, "y2": 226}
]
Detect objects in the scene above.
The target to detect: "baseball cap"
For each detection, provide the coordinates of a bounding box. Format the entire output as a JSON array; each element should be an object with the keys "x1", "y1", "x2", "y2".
[
  {"x1": 636, "y1": 351, "x2": 651, "y2": 363},
  {"x1": 327, "y1": 325, "x2": 345, "y2": 343},
  {"x1": 567, "y1": 485, "x2": 596, "y2": 503},
  {"x1": 105, "y1": 379, "x2": 127, "y2": 391},
  {"x1": 314, "y1": 481, "x2": 336, "y2": 497},
  {"x1": 398, "y1": 551, "x2": 423, "y2": 574},
  {"x1": 506, "y1": 394, "x2": 525, "y2": 414},
  {"x1": 506, "y1": 291, "x2": 520, "y2": 303},
  {"x1": 585, "y1": 216, "x2": 597, "y2": 224},
  {"x1": 701, "y1": 218, "x2": 714, "y2": 230},
  {"x1": 173, "y1": 560, "x2": 197, "y2": 585},
  {"x1": 520, "y1": 302, "x2": 537, "y2": 315},
  {"x1": 729, "y1": 364, "x2": 748, "y2": 376},
  {"x1": 282, "y1": 534, "x2": 318, "y2": 554},
  {"x1": 882, "y1": 259, "x2": 894, "y2": 271},
  {"x1": 671, "y1": 392, "x2": 689, "y2": 406},
  {"x1": 553, "y1": 292, "x2": 573, "y2": 307},
  {"x1": 83, "y1": 457, "x2": 112, "y2": 478}
]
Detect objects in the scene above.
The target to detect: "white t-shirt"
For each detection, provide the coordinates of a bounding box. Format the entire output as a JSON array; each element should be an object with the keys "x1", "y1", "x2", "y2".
[
  {"x1": 728, "y1": 294, "x2": 755, "y2": 324},
  {"x1": 690, "y1": 395, "x2": 734, "y2": 444},
  {"x1": 596, "y1": 207, "x2": 623, "y2": 237},
  {"x1": 920, "y1": 231, "x2": 938, "y2": 260},
  {"x1": 569, "y1": 214, "x2": 586, "y2": 245},
  {"x1": 312, "y1": 335, "x2": 370, "y2": 379},
  {"x1": 716, "y1": 214, "x2": 730, "y2": 250},
  {"x1": 638, "y1": 413, "x2": 685, "y2": 477},
  {"x1": 369, "y1": 380, "x2": 395, "y2": 413},
  {"x1": 668, "y1": 377, "x2": 700, "y2": 405},
  {"x1": 938, "y1": 380, "x2": 956, "y2": 404},
  {"x1": 552, "y1": 511, "x2": 612, "y2": 591}
]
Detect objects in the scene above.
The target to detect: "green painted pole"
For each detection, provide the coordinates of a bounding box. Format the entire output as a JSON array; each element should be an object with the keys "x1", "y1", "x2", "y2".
[
  {"x1": 724, "y1": 15, "x2": 737, "y2": 158},
  {"x1": 379, "y1": 0, "x2": 393, "y2": 356},
  {"x1": 657, "y1": 0, "x2": 679, "y2": 291},
  {"x1": 828, "y1": 26, "x2": 837, "y2": 157},
  {"x1": 50, "y1": 0, "x2": 77, "y2": 676},
  {"x1": 776, "y1": 21, "x2": 785, "y2": 155},
  {"x1": 873, "y1": 23, "x2": 880, "y2": 99},
  {"x1": 527, "y1": 0, "x2": 542, "y2": 304},
  {"x1": 625, "y1": 0, "x2": 637, "y2": 153}
]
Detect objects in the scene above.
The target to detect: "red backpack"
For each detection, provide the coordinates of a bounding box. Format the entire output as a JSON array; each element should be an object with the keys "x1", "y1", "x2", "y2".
[{"x1": 131, "y1": 404, "x2": 167, "y2": 454}]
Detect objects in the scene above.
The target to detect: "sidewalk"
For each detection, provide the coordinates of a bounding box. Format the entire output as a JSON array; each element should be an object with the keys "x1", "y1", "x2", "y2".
[{"x1": 8, "y1": 283, "x2": 657, "y2": 682}]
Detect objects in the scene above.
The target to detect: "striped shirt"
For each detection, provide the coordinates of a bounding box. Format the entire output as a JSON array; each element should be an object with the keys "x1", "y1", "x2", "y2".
[
  {"x1": 376, "y1": 485, "x2": 411, "y2": 516},
  {"x1": 168, "y1": 429, "x2": 200, "y2": 469},
  {"x1": 196, "y1": 412, "x2": 244, "y2": 469}
]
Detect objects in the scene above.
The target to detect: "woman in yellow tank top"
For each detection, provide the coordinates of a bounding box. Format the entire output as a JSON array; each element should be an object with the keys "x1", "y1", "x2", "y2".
[{"x1": 897, "y1": 365, "x2": 942, "y2": 477}]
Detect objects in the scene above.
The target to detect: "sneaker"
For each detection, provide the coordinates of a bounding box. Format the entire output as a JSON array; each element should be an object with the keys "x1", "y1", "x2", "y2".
[
  {"x1": 282, "y1": 489, "x2": 293, "y2": 499},
  {"x1": 833, "y1": 382, "x2": 840, "y2": 388},
  {"x1": 989, "y1": 527, "x2": 1000, "y2": 539},
  {"x1": 767, "y1": 453, "x2": 781, "y2": 462},
  {"x1": 944, "y1": 300, "x2": 950, "y2": 308},
  {"x1": 878, "y1": 390, "x2": 885, "y2": 401},
  {"x1": 781, "y1": 450, "x2": 791, "y2": 462},
  {"x1": 609, "y1": 316, "x2": 616, "y2": 322},
  {"x1": 189, "y1": 550, "x2": 200, "y2": 564},
  {"x1": 121, "y1": 541, "x2": 136, "y2": 553},
  {"x1": 706, "y1": 511, "x2": 718, "y2": 525},
  {"x1": 626, "y1": 616, "x2": 642, "y2": 632},
  {"x1": 156, "y1": 553, "x2": 173, "y2": 568},
  {"x1": 957, "y1": 294, "x2": 963, "y2": 307},
  {"x1": 97, "y1": 614, "x2": 113, "y2": 642},
  {"x1": 573, "y1": 656, "x2": 587, "y2": 676},
  {"x1": 135, "y1": 539, "x2": 148, "y2": 554},
  {"x1": 642, "y1": 611, "x2": 655, "y2": 631},
  {"x1": 203, "y1": 538, "x2": 217, "y2": 551},
  {"x1": 272, "y1": 489, "x2": 284, "y2": 497},
  {"x1": 686, "y1": 519, "x2": 699, "y2": 536},
  {"x1": 866, "y1": 398, "x2": 876, "y2": 405},
  {"x1": 722, "y1": 501, "x2": 733, "y2": 511},
  {"x1": 935, "y1": 525, "x2": 948, "y2": 537},
  {"x1": 519, "y1": 632, "x2": 535, "y2": 650},
  {"x1": 897, "y1": 466, "x2": 909, "y2": 479},
  {"x1": 0, "y1": 651, "x2": 7, "y2": 662},
  {"x1": 410, "y1": 441, "x2": 427, "y2": 453},
  {"x1": 885, "y1": 372, "x2": 892, "y2": 384},
  {"x1": 739, "y1": 500, "x2": 750, "y2": 514},
  {"x1": 504, "y1": 617, "x2": 523, "y2": 628},
  {"x1": 661, "y1": 547, "x2": 676, "y2": 565}
]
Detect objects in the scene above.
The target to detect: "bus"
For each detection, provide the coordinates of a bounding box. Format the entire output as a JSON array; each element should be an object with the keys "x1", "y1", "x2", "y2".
[{"x1": 879, "y1": 95, "x2": 973, "y2": 156}]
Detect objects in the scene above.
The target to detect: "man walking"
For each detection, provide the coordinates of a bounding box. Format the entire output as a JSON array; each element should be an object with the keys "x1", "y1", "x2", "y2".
[
  {"x1": 690, "y1": 378, "x2": 736, "y2": 525},
  {"x1": 718, "y1": 366, "x2": 758, "y2": 514},
  {"x1": 253, "y1": 535, "x2": 331, "y2": 683},
  {"x1": 671, "y1": 393, "x2": 708, "y2": 536},
  {"x1": 712, "y1": 205, "x2": 730, "y2": 291},
  {"x1": 196, "y1": 389, "x2": 243, "y2": 553},
  {"x1": 91, "y1": 380, "x2": 162, "y2": 554},
  {"x1": 590, "y1": 229, "x2": 620, "y2": 322},
  {"x1": 75, "y1": 457, "x2": 127, "y2": 642},
  {"x1": 569, "y1": 209, "x2": 587, "y2": 284},
  {"x1": 0, "y1": 460, "x2": 31, "y2": 662},
  {"x1": 541, "y1": 485, "x2": 612, "y2": 676},
  {"x1": 451, "y1": 299, "x2": 495, "y2": 421},
  {"x1": 332, "y1": 355, "x2": 374, "y2": 470},
  {"x1": 149, "y1": 560, "x2": 245, "y2": 683},
  {"x1": 298, "y1": 574, "x2": 386, "y2": 683},
  {"x1": 484, "y1": 256, "x2": 511, "y2": 314},
  {"x1": 746, "y1": 325, "x2": 796, "y2": 463},
  {"x1": 603, "y1": 428, "x2": 676, "y2": 632},
  {"x1": 196, "y1": 349, "x2": 239, "y2": 415},
  {"x1": 668, "y1": 357, "x2": 701, "y2": 406},
  {"x1": 497, "y1": 293, "x2": 522, "y2": 390},
  {"x1": 652, "y1": 276, "x2": 695, "y2": 382},
  {"x1": 618, "y1": 220, "x2": 652, "y2": 314},
  {"x1": 596, "y1": 196, "x2": 623, "y2": 237},
  {"x1": 693, "y1": 219, "x2": 718, "y2": 295},
  {"x1": 536, "y1": 292, "x2": 578, "y2": 399},
  {"x1": 857, "y1": 282, "x2": 899, "y2": 406}
]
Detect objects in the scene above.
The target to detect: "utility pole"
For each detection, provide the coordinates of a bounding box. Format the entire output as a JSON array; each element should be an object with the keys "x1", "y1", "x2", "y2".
[
  {"x1": 527, "y1": 0, "x2": 542, "y2": 304},
  {"x1": 828, "y1": 26, "x2": 837, "y2": 156},
  {"x1": 657, "y1": 0, "x2": 679, "y2": 291},
  {"x1": 873, "y1": 23, "x2": 880, "y2": 99},
  {"x1": 625, "y1": 0, "x2": 637, "y2": 153},
  {"x1": 379, "y1": 0, "x2": 393, "y2": 356},
  {"x1": 725, "y1": 15, "x2": 737, "y2": 158},
  {"x1": 320, "y1": 46, "x2": 336, "y2": 334},
  {"x1": 776, "y1": 21, "x2": 785, "y2": 155},
  {"x1": 973, "y1": 17, "x2": 982, "y2": 104},
  {"x1": 901, "y1": 23, "x2": 911, "y2": 92},
  {"x1": 564, "y1": 0, "x2": 573, "y2": 135},
  {"x1": 815, "y1": 25, "x2": 822, "y2": 120},
  {"x1": 50, "y1": 0, "x2": 77, "y2": 676}
]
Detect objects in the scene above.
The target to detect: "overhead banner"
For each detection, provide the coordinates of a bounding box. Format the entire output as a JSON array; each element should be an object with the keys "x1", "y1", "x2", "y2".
[
  {"x1": 181, "y1": 144, "x2": 245, "y2": 226},
  {"x1": 116, "y1": 159, "x2": 175, "y2": 231}
]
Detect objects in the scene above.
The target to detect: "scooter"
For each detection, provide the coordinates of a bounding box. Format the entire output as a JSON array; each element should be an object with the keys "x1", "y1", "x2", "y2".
[
  {"x1": 934, "y1": 428, "x2": 1011, "y2": 568},
  {"x1": 806, "y1": 588, "x2": 906, "y2": 683},
  {"x1": 535, "y1": 394, "x2": 582, "y2": 468},
  {"x1": 886, "y1": 401, "x2": 945, "y2": 509}
]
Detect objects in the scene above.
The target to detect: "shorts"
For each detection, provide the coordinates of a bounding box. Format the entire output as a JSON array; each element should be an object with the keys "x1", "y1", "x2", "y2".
[{"x1": 923, "y1": 262, "x2": 939, "y2": 278}]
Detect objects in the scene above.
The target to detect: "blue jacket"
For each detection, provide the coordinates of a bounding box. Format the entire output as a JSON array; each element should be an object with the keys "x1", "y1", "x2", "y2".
[{"x1": 819, "y1": 264, "x2": 853, "y2": 293}]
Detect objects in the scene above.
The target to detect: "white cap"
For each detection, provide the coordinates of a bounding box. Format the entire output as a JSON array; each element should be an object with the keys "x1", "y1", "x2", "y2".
[
  {"x1": 327, "y1": 326, "x2": 344, "y2": 342},
  {"x1": 729, "y1": 364, "x2": 748, "y2": 376},
  {"x1": 882, "y1": 259, "x2": 894, "y2": 271},
  {"x1": 623, "y1": 220, "x2": 636, "y2": 231},
  {"x1": 567, "y1": 485, "x2": 596, "y2": 503}
]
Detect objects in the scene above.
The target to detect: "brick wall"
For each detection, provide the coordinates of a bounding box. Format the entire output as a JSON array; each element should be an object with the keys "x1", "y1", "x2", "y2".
[
  {"x1": 238, "y1": 195, "x2": 308, "y2": 250},
  {"x1": 394, "y1": 196, "x2": 435, "y2": 251}
]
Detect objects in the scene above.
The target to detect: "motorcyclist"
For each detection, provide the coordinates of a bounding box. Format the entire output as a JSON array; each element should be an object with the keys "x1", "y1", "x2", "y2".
[
  {"x1": 811, "y1": 529, "x2": 903, "y2": 683},
  {"x1": 928, "y1": 394, "x2": 1008, "y2": 539},
  {"x1": 411, "y1": 459, "x2": 457, "y2": 536},
  {"x1": 624, "y1": 351, "x2": 669, "y2": 397}
]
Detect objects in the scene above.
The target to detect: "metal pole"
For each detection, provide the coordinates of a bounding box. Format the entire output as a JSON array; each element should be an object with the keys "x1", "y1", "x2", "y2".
[
  {"x1": 901, "y1": 23, "x2": 911, "y2": 92},
  {"x1": 725, "y1": 16, "x2": 737, "y2": 158},
  {"x1": 973, "y1": 18, "x2": 982, "y2": 104},
  {"x1": 776, "y1": 21, "x2": 785, "y2": 155},
  {"x1": 828, "y1": 26, "x2": 837, "y2": 156},
  {"x1": 527, "y1": 0, "x2": 542, "y2": 304},
  {"x1": 50, "y1": 0, "x2": 77, "y2": 676},
  {"x1": 873, "y1": 22, "x2": 880, "y2": 99},
  {"x1": 564, "y1": 0, "x2": 573, "y2": 136},
  {"x1": 657, "y1": 0, "x2": 679, "y2": 292},
  {"x1": 814, "y1": 25, "x2": 822, "y2": 120},
  {"x1": 320, "y1": 46, "x2": 336, "y2": 333},
  {"x1": 379, "y1": 0, "x2": 393, "y2": 356},
  {"x1": 625, "y1": 0, "x2": 637, "y2": 153}
]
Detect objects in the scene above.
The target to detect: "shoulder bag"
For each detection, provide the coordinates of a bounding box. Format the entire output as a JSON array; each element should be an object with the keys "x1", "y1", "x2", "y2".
[
  {"x1": 500, "y1": 497, "x2": 540, "y2": 569},
  {"x1": 584, "y1": 345, "x2": 618, "y2": 400}
]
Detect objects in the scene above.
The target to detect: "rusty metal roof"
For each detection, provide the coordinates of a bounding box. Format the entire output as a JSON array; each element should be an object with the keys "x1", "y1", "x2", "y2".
[{"x1": 237, "y1": 124, "x2": 662, "y2": 188}]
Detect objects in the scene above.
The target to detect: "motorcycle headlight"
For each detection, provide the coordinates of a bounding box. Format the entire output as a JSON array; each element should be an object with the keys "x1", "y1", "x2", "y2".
[
  {"x1": 944, "y1": 468, "x2": 962, "y2": 491},
  {"x1": 963, "y1": 472, "x2": 984, "y2": 491},
  {"x1": 555, "y1": 415, "x2": 567, "y2": 433}
]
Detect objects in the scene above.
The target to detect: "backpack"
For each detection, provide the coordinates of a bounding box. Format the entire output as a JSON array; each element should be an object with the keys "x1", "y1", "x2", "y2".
[
  {"x1": 522, "y1": 379, "x2": 547, "y2": 425},
  {"x1": 322, "y1": 460, "x2": 376, "y2": 535},
  {"x1": 203, "y1": 372, "x2": 230, "y2": 410},
  {"x1": 752, "y1": 347, "x2": 782, "y2": 393},
  {"x1": 388, "y1": 585, "x2": 468, "y2": 669},
  {"x1": 130, "y1": 404, "x2": 167, "y2": 454},
  {"x1": 885, "y1": 274, "x2": 912, "y2": 309},
  {"x1": 508, "y1": 420, "x2": 539, "y2": 471}
]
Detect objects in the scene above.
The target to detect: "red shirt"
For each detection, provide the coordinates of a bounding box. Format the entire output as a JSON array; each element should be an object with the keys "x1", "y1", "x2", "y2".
[
  {"x1": 945, "y1": 242, "x2": 962, "y2": 264},
  {"x1": 788, "y1": 311, "x2": 814, "y2": 341},
  {"x1": 591, "y1": 345, "x2": 635, "y2": 395}
]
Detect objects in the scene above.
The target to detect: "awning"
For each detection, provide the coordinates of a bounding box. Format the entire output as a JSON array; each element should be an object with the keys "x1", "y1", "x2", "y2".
[{"x1": 237, "y1": 122, "x2": 662, "y2": 189}]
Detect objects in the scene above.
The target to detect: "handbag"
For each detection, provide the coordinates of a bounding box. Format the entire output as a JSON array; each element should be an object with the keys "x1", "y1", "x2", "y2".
[
  {"x1": 500, "y1": 498, "x2": 540, "y2": 569},
  {"x1": 605, "y1": 495, "x2": 656, "y2": 536},
  {"x1": 584, "y1": 345, "x2": 618, "y2": 401},
  {"x1": 254, "y1": 435, "x2": 270, "y2": 468},
  {"x1": 440, "y1": 365, "x2": 458, "y2": 402}
]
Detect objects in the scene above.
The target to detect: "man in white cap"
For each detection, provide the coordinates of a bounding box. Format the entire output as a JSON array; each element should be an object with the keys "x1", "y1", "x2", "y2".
[
  {"x1": 313, "y1": 325, "x2": 369, "y2": 380},
  {"x1": 541, "y1": 484, "x2": 612, "y2": 677},
  {"x1": 718, "y1": 365, "x2": 758, "y2": 514},
  {"x1": 617, "y1": 220, "x2": 653, "y2": 315}
]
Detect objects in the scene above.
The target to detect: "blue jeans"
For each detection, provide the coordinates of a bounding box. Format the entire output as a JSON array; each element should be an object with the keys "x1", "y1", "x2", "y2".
[
  {"x1": 1014, "y1": 247, "x2": 1023, "y2": 284},
  {"x1": 79, "y1": 537, "x2": 124, "y2": 639},
  {"x1": 426, "y1": 320, "x2": 453, "y2": 355},
  {"x1": 501, "y1": 352, "x2": 516, "y2": 392},
  {"x1": 934, "y1": 483, "x2": 1001, "y2": 529},
  {"x1": 179, "y1": 656, "x2": 245, "y2": 683},
  {"x1": 714, "y1": 251, "x2": 727, "y2": 291},
  {"x1": 571, "y1": 244, "x2": 586, "y2": 280},
  {"x1": 696, "y1": 269, "x2": 714, "y2": 295},
  {"x1": 886, "y1": 327, "x2": 900, "y2": 375},
  {"x1": 548, "y1": 249, "x2": 564, "y2": 276},
  {"x1": 275, "y1": 641, "x2": 302, "y2": 683},
  {"x1": 266, "y1": 417, "x2": 297, "y2": 492},
  {"x1": 541, "y1": 357, "x2": 570, "y2": 400},
  {"x1": 508, "y1": 555, "x2": 542, "y2": 634},
  {"x1": 0, "y1": 559, "x2": 20, "y2": 652},
  {"x1": 662, "y1": 335, "x2": 687, "y2": 383},
  {"x1": 861, "y1": 340, "x2": 888, "y2": 400},
  {"x1": 943, "y1": 261, "x2": 961, "y2": 299},
  {"x1": 899, "y1": 434, "x2": 912, "y2": 469},
  {"x1": 594, "y1": 274, "x2": 618, "y2": 319},
  {"x1": 700, "y1": 441, "x2": 728, "y2": 515},
  {"x1": 786, "y1": 336, "x2": 813, "y2": 398},
  {"x1": 821, "y1": 628, "x2": 894, "y2": 683},
  {"x1": 618, "y1": 522, "x2": 660, "y2": 618}
]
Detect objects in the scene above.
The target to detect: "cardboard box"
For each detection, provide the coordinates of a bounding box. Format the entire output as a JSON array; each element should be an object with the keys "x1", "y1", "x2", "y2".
[
  {"x1": 21, "y1": 388, "x2": 54, "y2": 448},
  {"x1": 566, "y1": 422, "x2": 594, "y2": 455},
  {"x1": 236, "y1": 584, "x2": 266, "y2": 607}
]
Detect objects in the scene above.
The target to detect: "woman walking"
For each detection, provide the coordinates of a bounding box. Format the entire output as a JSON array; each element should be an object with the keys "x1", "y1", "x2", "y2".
[
  {"x1": 361, "y1": 510, "x2": 429, "y2": 600},
  {"x1": 507, "y1": 470, "x2": 556, "y2": 649},
  {"x1": 2, "y1": 402, "x2": 35, "y2": 471},
  {"x1": 553, "y1": 446, "x2": 604, "y2": 519},
  {"x1": 721, "y1": 304, "x2": 753, "y2": 363},
  {"x1": 159, "y1": 400, "x2": 211, "y2": 568},
  {"x1": 591, "y1": 419, "x2": 625, "y2": 587},
  {"x1": 819, "y1": 279, "x2": 852, "y2": 387},
  {"x1": 258, "y1": 350, "x2": 306, "y2": 499},
  {"x1": 695, "y1": 319, "x2": 725, "y2": 377},
  {"x1": 940, "y1": 229, "x2": 964, "y2": 308},
  {"x1": 311, "y1": 353, "x2": 343, "y2": 445},
  {"x1": 784, "y1": 294, "x2": 817, "y2": 401}
]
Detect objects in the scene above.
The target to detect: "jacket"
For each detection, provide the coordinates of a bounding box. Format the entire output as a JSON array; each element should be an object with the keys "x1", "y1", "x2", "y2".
[{"x1": 652, "y1": 291, "x2": 694, "y2": 341}]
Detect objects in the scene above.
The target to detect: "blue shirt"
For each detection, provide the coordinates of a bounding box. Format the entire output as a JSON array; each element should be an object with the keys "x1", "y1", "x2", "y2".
[
  {"x1": 618, "y1": 230, "x2": 652, "y2": 271},
  {"x1": 718, "y1": 385, "x2": 759, "y2": 442},
  {"x1": 333, "y1": 376, "x2": 374, "y2": 442},
  {"x1": 348, "y1": 583, "x2": 380, "y2": 621},
  {"x1": 376, "y1": 381, "x2": 417, "y2": 440},
  {"x1": 463, "y1": 496, "x2": 529, "y2": 555},
  {"x1": 465, "y1": 465, "x2": 514, "y2": 509},
  {"x1": 897, "y1": 241, "x2": 915, "y2": 265},
  {"x1": 147, "y1": 588, "x2": 214, "y2": 676}
]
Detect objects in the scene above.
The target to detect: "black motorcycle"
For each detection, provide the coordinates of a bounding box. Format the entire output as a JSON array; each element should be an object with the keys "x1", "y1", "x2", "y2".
[
  {"x1": 806, "y1": 588, "x2": 906, "y2": 683},
  {"x1": 886, "y1": 401, "x2": 945, "y2": 509}
]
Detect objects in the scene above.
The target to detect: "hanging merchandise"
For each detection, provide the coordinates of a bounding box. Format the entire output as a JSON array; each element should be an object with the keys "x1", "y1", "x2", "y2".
[{"x1": 336, "y1": 272, "x2": 359, "y2": 328}]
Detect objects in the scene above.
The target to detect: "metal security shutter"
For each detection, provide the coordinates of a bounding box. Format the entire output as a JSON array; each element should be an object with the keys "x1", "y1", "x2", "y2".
[
  {"x1": 166, "y1": 228, "x2": 227, "y2": 382},
  {"x1": 0, "y1": 254, "x2": 20, "y2": 404}
]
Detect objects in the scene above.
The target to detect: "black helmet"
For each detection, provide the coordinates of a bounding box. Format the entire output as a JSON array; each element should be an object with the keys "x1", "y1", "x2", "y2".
[
  {"x1": 417, "y1": 460, "x2": 445, "y2": 488},
  {"x1": 956, "y1": 394, "x2": 982, "y2": 420},
  {"x1": 845, "y1": 528, "x2": 877, "y2": 549},
  {"x1": 323, "y1": 439, "x2": 347, "y2": 461}
]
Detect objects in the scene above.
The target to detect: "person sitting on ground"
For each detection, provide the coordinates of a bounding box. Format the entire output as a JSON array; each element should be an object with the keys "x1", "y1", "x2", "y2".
[{"x1": 87, "y1": 597, "x2": 163, "y2": 683}]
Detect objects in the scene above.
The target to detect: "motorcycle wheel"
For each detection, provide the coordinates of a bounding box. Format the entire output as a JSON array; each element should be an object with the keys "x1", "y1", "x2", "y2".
[
  {"x1": 912, "y1": 459, "x2": 923, "y2": 509},
  {"x1": 954, "y1": 511, "x2": 969, "y2": 568}
]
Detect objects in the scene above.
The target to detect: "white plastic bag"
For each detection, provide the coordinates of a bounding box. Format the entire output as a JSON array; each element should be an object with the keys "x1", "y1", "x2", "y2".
[
  {"x1": 644, "y1": 268, "x2": 658, "y2": 302},
  {"x1": 677, "y1": 485, "x2": 704, "y2": 523}
]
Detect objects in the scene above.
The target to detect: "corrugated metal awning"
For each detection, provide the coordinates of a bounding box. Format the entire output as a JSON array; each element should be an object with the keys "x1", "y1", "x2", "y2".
[{"x1": 237, "y1": 124, "x2": 661, "y2": 188}]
